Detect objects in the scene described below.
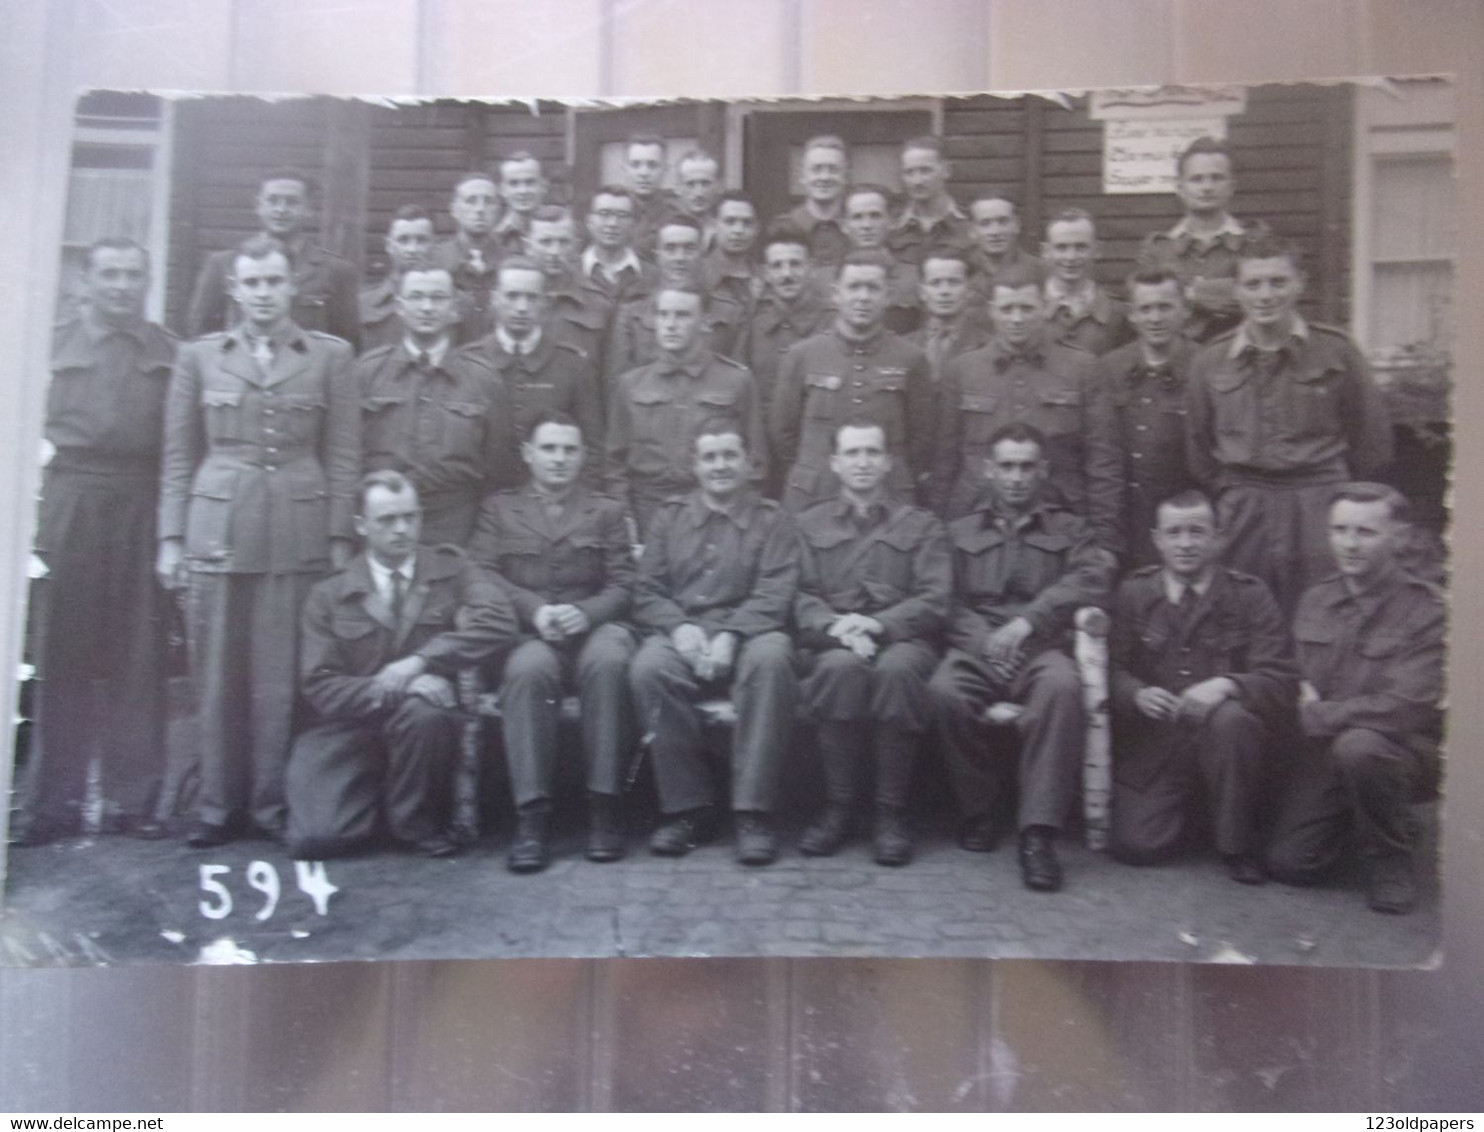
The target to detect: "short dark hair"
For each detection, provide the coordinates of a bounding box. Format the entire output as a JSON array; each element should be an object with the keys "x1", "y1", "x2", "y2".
[
  {"x1": 693, "y1": 414, "x2": 749, "y2": 452},
  {"x1": 717, "y1": 189, "x2": 756, "y2": 212},
  {"x1": 356, "y1": 469, "x2": 418, "y2": 516},
  {"x1": 844, "y1": 183, "x2": 893, "y2": 212},
  {"x1": 530, "y1": 204, "x2": 573, "y2": 226},
  {"x1": 1045, "y1": 207, "x2": 1096, "y2": 234},
  {"x1": 626, "y1": 133, "x2": 666, "y2": 152},
  {"x1": 988, "y1": 260, "x2": 1046, "y2": 294},
  {"x1": 1331, "y1": 482, "x2": 1410, "y2": 524},
  {"x1": 495, "y1": 256, "x2": 545, "y2": 286},
  {"x1": 986, "y1": 422, "x2": 1048, "y2": 456},
  {"x1": 835, "y1": 248, "x2": 893, "y2": 279},
  {"x1": 258, "y1": 168, "x2": 316, "y2": 197},
  {"x1": 920, "y1": 249, "x2": 971, "y2": 276},
  {"x1": 762, "y1": 223, "x2": 811, "y2": 257},
  {"x1": 1175, "y1": 136, "x2": 1232, "y2": 178},
  {"x1": 655, "y1": 213, "x2": 705, "y2": 238},
  {"x1": 676, "y1": 148, "x2": 719, "y2": 170},
  {"x1": 653, "y1": 282, "x2": 710, "y2": 312},
  {"x1": 451, "y1": 170, "x2": 497, "y2": 196},
  {"x1": 1125, "y1": 266, "x2": 1184, "y2": 295},
  {"x1": 1153, "y1": 489, "x2": 1217, "y2": 529},
  {"x1": 525, "y1": 409, "x2": 582, "y2": 443},
  {"x1": 1236, "y1": 233, "x2": 1303, "y2": 271},
  {"x1": 394, "y1": 264, "x2": 454, "y2": 293},
  {"x1": 589, "y1": 184, "x2": 635, "y2": 211},
  {"x1": 85, "y1": 236, "x2": 150, "y2": 273},
  {"x1": 388, "y1": 203, "x2": 433, "y2": 229},
  {"x1": 969, "y1": 190, "x2": 1019, "y2": 215},
  {"x1": 233, "y1": 234, "x2": 291, "y2": 270},
  {"x1": 833, "y1": 415, "x2": 890, "y2": 454}
]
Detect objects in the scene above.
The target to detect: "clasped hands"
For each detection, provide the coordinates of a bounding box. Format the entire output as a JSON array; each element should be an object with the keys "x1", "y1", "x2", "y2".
[
  {"x1": 534, "y1": 603, "x2": 592, "y2": 643},
  {"x1": 827, "y1": 612, "x2": 885, "y2": 660},
  {"x1": 672, "y1": 623, "x2": 738, "y2": 682},
  {"x1": 1135, "y1": 675, "x2": 1238, "y2": 724},
  {"x1": 370, "y1": 654, "x2": 456, "y2": 709}
]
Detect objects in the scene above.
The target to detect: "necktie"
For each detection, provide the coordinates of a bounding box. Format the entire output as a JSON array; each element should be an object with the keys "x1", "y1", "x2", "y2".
[
  {"x1": 391, "y1": 570, "x2": 408, "y2": 628},
  {"x1": 249, "y1": 335, "x2": 273, "y2": 369},
  {"x1": 417, "y1": 350, "x2": 432, "y2": 372}
]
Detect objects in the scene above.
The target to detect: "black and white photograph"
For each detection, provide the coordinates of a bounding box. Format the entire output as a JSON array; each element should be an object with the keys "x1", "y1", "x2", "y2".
[{"x1": 0, "y1": 77, "x2": 1454, "y2": 968}]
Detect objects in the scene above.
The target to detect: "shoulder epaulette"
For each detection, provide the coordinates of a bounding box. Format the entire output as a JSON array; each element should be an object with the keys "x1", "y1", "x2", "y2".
[
  {"x1": 1130, "y1": 563, "x2": 1163, "y2": 578},
  {"x1": 1207, "y1": 327, "x2": 1239, "y2": 345},
  {"x1": 1221, "y1": 567, "x2": 1267, "y2": 586},
  {"x1": 306, "y1": 330, "x2": 351, "y2": 346},
  {"x1": 714, "y1": 354, "x2": 749, "y2": 371},
  {"x1": 554, "y1": 340, "x2": 589, "y2": 360},
  {"x1": 1308, "y1": 322, "x2": 1357, "y2": 341},
  {"x1": 429, "y1": 542, "x2": 468, "y2": 560}
]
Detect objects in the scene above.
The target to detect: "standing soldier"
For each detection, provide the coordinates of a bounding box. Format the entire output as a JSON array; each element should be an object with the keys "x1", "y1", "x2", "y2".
[
  {"x1": 581, "y1": 185, "x2": 656, "y2": 302},
  {"x1": 14, "y1": 239, "x2": 176, "y2": 845},
  {"x1": 794, "y1": 420, "x2": 951, "y2": 866},
  {"x1": 158, "y1": 235, "x2": 360, "y2": 848},
  {"x1": 1108, "y1": 490, "x2": 1295, "y2": 883},
  {"x1": 186, "y1": 169, "x2": 360, "y2": 348},
  {"x1": 907, "y1": 250, "x2": 992, "y2": 385},
  {"x1": 605, "y1": 284, "x2": 765, "y2": 536},
  {"x1": 359, "y1": 205, "x2": 437, "y2": 353},
  {"x1": 772, "y1": 249, "x2": 934, "y2": 514},
  {"x1": 470, "y1": 413, "x2": 638, "y2": 872},
  {"x1": 1100, "y1": 268, "x2": 1199, "y2": 566},
  {"x1": 700, "y1": 191, "x2": 763, "y2": 310},
  {"x1": 772, "y1": 135, "x2": 852, "y2": 269},
  {"x1": 357, "y1": 265, "x2": 518, "y2": 547},
  {"x1": 623, "y1": 133, "x2": 673, "y2": 256},
  {"x1": 605, "y1": 215, "x2": 747, "y2": 387},
  {"x1": 492, "y1": 151, "x2": 549, "y2": 259},
  {"x1": 935, "y1": 262, "x2": 1122, "y2": 552},
  {"x1": 965, "y1": 192, "x2": 1042, "y2": 305},
  {"x1": 525, "y1": 205, "x2": 613, "y2": 371},
  {"x1": 628, "y1": 418, "x2": 799, "y2": 865},
  {"x1": 1041, "y1": 208, "x2": 1132, "y2": 357},
  {"x1": 1137, "y1": 136, "x2": 1272, "y2": 343},
  {"x1": 1266, "y1": 485, "x2": 1444, "y2": 915},
  {"x1": 429, "y1": 171, "x2": 504, "y2": 342},
  {"x1": 928, "y1": 424, "x2": 1115, "y2": 892},
  {"x1": 888, "y1": 136, "x2": 971, "y2": 268},
  {"x1": 1185, "y1": 236, "x2": 1393, "y2": 613},
  {"x1": 674, "y1": 149, "x2": 723, "y2": 249},
  {"x1": 736, "y1": 225, "x2": 836, "y2": 464},
  {"x1": 473, "y1": 258, "x2": 604, "y2": 480},
  {"x1": 841, "y1": 184, "x2": 922, "y2": 335}
]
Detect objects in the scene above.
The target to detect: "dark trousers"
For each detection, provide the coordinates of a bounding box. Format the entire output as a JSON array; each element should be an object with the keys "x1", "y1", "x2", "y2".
[
  {"x1": 285, "y1": 695, "x2": 461, "y2": 856},
  {"x1": 630, "y1": 630, "x2": 795, "y2": 814},
  {"x1": 499, "y1": 623, "x2": 637, "y2": 805},
  {"x1": 186, "y1": 570, "x2": 319, "y2": 832},
  {"x1": 930, "y1": 647, "x2": 1085, "y2": 831},
  {"x1": 1265, "y1": 727, "x2": 1426, "y2": 884},
  {"x1": 23, "y1": 470, "x2": 165, "y2": 832},
  {"x1": 1110, "y1": 699, "x2": 1268, "y2": 862},
  {"x1": 1218, "y1": 480, "x2": 1342, "y2": 615}
]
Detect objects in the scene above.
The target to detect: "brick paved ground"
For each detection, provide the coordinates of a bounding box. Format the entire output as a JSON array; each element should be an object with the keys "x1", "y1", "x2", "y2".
[{"x1": 0, "y1": 803, "x2": 1439, "y2": 968}]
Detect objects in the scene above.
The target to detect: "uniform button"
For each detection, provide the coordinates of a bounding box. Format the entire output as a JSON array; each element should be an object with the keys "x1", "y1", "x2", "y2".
[
  {"x1": 1132, "y1": 452, "x2": 1143, "y2": 459},
  {"x1": 1136, "y1": 425, "x2": 1147, "y2": 432},
  {"x1": 264, "y1": 408, "x2": 275, "y2": 416}
]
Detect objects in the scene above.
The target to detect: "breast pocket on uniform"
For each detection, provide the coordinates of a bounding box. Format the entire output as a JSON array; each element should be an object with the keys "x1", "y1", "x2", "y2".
[
  {"x1": 1291, "y1": 365, "x2": 1344, "y2": 436},
  {"x1": 278, "y1": 393, "x2": 327, "y2": 446},
  {"x1": 440, "y1": 399, "x2": 487, "y2": 452},
  {"x1": 186, "y1": 464, "x2": 239, "y2": 561},
  {"x1": 960, "y1": 393, "x2": 999, "y2": 446},
  {"x1": 696, "y1": 389, "x2": 739, "y2": 410},
  {"x1": 804, "y1": 372, "x2": 843, "y2": 418},
  {"x1": 201, "y1": 388, "x2": 247, "y2": 443},
  {"x1": 1033, "y1": 386, "x2": 1081, "y2": 434}
]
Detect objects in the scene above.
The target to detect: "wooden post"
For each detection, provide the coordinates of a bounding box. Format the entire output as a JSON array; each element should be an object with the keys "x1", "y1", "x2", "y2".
[
  {"x1": 1020, "y1": 95, "x2": 1047, "y2": 249},
  {"x1": 1318, "y1": 84, "x2": 1353, "y2": 327},
  {"x1": 318, "y1": 98, "x2": 371, "y2": 268}
]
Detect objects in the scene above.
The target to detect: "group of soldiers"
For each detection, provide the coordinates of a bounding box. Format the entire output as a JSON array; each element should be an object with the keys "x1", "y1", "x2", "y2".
[{"x1": 14, "y1": 131, "x2": 1443, "y2": 919}]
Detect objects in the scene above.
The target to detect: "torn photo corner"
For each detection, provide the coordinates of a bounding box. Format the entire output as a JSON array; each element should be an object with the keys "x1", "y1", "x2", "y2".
[{"x1": 0, "y1": 77, "x2": 1453, "y2": 967}]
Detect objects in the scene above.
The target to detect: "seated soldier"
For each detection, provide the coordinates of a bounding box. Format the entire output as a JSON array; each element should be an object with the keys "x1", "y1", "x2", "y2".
[
  {"x1": 469, "y1": 413, "x2": 638, "y2": 873},
  {"x1": 1266, "y1": 485, "x2": 1445, "y2": 915},
  {"x1": 285, "y1": 472, "x2": 517, "y2": 859},
  {"x1": 928, "y1": 424, "x2": 1115, "y2": 892},
  {"x1": 628, "y1": 417, "x2": 799, "y2": 865},
  {"x1": 1108, "y1": 490, "x2": 1295, "y2": 883},
  {"x1": 794, "y1": 419, "x2": 951, "y2": 866}
]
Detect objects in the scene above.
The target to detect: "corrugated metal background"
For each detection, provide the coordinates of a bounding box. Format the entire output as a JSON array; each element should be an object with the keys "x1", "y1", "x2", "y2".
[{"x1": 0, "y1": 0, "x2": 1480, "y2": 1111}]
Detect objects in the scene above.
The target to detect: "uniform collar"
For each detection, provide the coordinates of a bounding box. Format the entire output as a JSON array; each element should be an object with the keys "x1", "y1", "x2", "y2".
[
  {"x1": 496, "y1": 326, "x2": 543, "y2": 357},
  {"x1": 227, "y1": 320, "x2": 307, "y2": 355},
  {"x1": 686, "y1": 488, "x2": 758, "y2": 530},
  {"x1": 657, "y1": 342, "x2": 712, "y2": 377},
  {"x1": 402, "y1": 335, "x2": 451, "y2": 368},
  {"x1": 1161, "y1": 568, "x2": 1215, "y2": 603},
  {"x1": 582, "y1": 245, "x2": 642, "y2": 279},
  {"x1": 367, "y1": 552, "x2": 417, "y2": 593},
  {"x1": 833, "y1": 324, "x2": 886, "y2": 353},
  {"x1": 706, "y1": 250, "x2": 755, "y2": 280},
  {"x1": 1227, "y1": 314, "x2": 1310, "y2": 359},
  {"x1": 988, "y1": 333, "x2": 1048, "y2": 368},
  {"x1": 826, "y1": 493, "x2": 894, "y2": 529},
  {"x1": 1046, "y1": 277, "x2": 1111, "y2": 322},
  {"x1": 894, "y1": 196, "x2": 964, "y2": 231},
  {"x1": 495, "y1": 211, "x2": 529, "y2": 237},
  {"x1": 792, "y1": 200, "x2": 844, "y2": 229},
  {"x1": 1167, "y1": 213, "x2": 1247, "y2": 247}
]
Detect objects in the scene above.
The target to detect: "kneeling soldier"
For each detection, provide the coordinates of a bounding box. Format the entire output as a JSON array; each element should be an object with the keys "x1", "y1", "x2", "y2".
[
  {"x1": 469, "y1": 413, "x2": 638, "y2": 872},
  {"x1": 928, "y1": 424, "x2": 1114, "y2": 891},
  {"x1": 794, "y1": 419, "x2": 950, "y2": 865},
  {"x1": 1108, "y1": 490, "x2": 1295, "y2": 883},
  {"x1": 286, "y1": 473, "x2": 517, "y2": 859},
  {"x1": 1265, "y1": 484, "x2": 1445, "y2": 915},
  {"x1": 629, "y1": 417, "x2": 799, "y2": 865}
]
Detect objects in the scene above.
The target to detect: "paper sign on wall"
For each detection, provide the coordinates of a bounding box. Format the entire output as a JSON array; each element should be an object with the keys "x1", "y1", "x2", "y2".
[{"x1": 1090, "y1": 86, "x2": 1247, "y2": 194}]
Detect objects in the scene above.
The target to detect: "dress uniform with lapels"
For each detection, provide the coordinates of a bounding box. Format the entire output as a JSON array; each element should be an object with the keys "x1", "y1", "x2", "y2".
[
  {"x1": 771, "y1": 328, "x2": 935, "y2": 513},
  {"x1": 187, "y1": 241, "x2": 360, "y2": 348},
  {"x1": 357, "y1": 340, "x2": 519, "y2": 547},
  {"x1": 160, "y1": 323, "x2": 360, "y2": 841}
]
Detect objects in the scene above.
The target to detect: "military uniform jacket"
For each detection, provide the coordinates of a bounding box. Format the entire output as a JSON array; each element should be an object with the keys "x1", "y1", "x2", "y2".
[
  {"x1": 735, "y1": 286, "x2": 836, "y2": 411},
  {"x1": 936, "y1": 335, "x2": 1123, "y2": 548},
  {"x1": 473, "y1": 332, "x2": 604, "y2": 472},
  {"x1": 160, "y1": 324, "x2": 360, "y2": 575},
  {"x1": 1293, "y1": 568, "x2": 1445, "y2": 750},
  {"x1": 966, "y1": 247, "x2": 1044, "y2": 304},
  {"x1": 186, "y1": 241, "x2": 360, "y2": 348},
  {"x1": 1109, "y1": 566, "x2": 1296, "y2": 787},
  {"x1": 700, "y1": 252, "x2": 762, "y2": 311},
  {"x1": 886, "y1": 203, "x2": 973, "y2": 268},
  {"x1": 946, "y1": 500, "x2": 1114, "y2": 660},
  {"x1": 633, "y1": 491, "x2": 798, "y2": 639},
  {"x1": 1046, "y1": 284, "x2": 1134, "y2": 357},
  {"x1": 468, "y1": 485, "x2": 633, "y2": 633},
  {"x1": 771, "y1": 327, "x2": 935, "y2": 509},
  {"x1": 793, "y1": 497, "x2": 950, "y2": 650},
  {"x1": 774, "y1": 202, "x2": 851, "y2": 268},
  {"x1": 604, "y1": 285, "x2": 748, "y2": 387},
  {"x1": 357, "y1": 276, "x2": 408, "y2": 354},
  {"x1": 605, "y1": 347, "x2": 766, "y2": 505},
  {"x1": 356, "y1": 341, "x2": 518, "y2": 506},
  {"x1": 429, "y1": 234, "x2": 502, "y2": 341},
  {"x1": 544, "y1": 269, "x2": 615, "y2": 371},
  {"x1": 906, "y1": 310, "x2": 994, "y2": 384},
  {"x1": 1185, "y1": 319, "x2": 1394, "y2": 488},
  {"x1": 299, "y1": 545, "x2": 517, "y2": 723},
  {"x1": 1136, "y1": 216, "x2": 1272, "y2": 342}
]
